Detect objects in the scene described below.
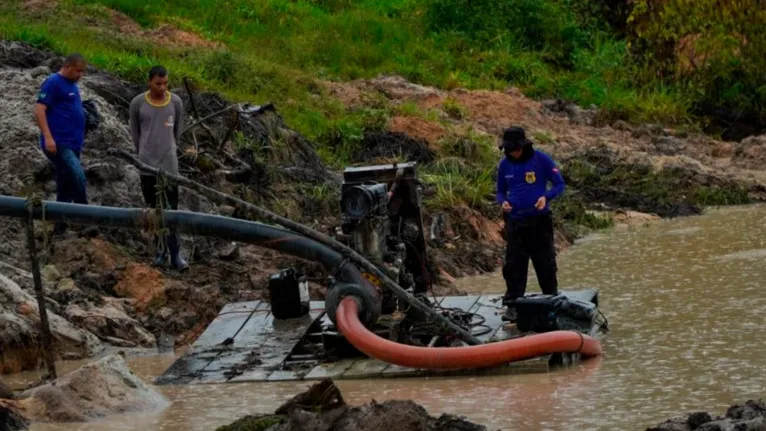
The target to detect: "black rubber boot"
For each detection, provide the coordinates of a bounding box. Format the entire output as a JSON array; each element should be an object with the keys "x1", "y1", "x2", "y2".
[
  {"x1": 501, "y1": 307, "x2": 518, "y2": 322},
  {"x1": 167, "y1": 233, "x2": 189, "y2": 272}
]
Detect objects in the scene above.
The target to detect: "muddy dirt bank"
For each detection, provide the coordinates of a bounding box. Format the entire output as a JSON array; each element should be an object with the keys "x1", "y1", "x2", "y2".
[{"x1": 215, "y1": 379, "x2": 490, "y2": 431}]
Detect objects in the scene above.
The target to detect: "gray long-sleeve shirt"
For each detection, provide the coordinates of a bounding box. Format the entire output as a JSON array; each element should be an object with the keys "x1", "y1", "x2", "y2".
[{"x1": 129, "y1": 91, "x2": 184, "y2": 175}]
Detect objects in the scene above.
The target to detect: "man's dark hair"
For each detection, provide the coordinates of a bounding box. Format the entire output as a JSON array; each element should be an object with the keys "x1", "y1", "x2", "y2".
[
  {"x1": 148, "y1": 65, "x2": 168, "y2": 81},
  {"x1": 63, "y1": 53, "x2": 86, "y2": 67}
]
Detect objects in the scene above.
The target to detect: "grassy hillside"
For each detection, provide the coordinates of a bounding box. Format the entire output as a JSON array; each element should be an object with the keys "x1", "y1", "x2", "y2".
[
  {"x1": 5, "y1": 0, "x2": 763, "y2": 139},
  {"x1": 0, "y1": 0, "x2": 761, "y2": 220}
]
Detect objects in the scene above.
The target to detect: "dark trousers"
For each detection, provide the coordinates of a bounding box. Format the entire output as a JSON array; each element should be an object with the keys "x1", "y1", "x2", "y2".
[
  {"x1": 140, "y1": 175, "x2": 180, "y2": 256},
  {"x1": 44, "y1": 147, "x2": 88, "y2": 205},
  {"x1": 502, "y1": 212, "x2": 559, "y2": 305}
]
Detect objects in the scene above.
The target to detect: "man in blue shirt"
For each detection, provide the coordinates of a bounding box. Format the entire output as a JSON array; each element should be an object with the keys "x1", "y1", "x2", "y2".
[
  {"x1": 495, "y1": 126, "x2": 565, "y2": 322},
  {"x1": 33, "y1": 53, "x2": 88, "y2": 236}
]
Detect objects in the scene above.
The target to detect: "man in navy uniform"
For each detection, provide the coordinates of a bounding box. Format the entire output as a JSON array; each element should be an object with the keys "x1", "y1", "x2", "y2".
[{"x1": 495, "y1": 126, "x2": 565, "y2": 322}]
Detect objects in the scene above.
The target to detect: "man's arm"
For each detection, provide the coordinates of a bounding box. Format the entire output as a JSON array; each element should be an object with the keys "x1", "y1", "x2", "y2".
[
  {"x1": 128, "y1": 98, "x2": 141, "y2": 153},
  {"x1": 34, "y1": 78, "x2": 57, "y2": 153},
  {"x1": 543, "y1": 154, "x2": 565, "y2": 201},
  {"x1": 173, "y1": 97, "x2": 185, "y2": 144},
  {"x1": 496, "y1": 161, "x2": 507, "y2": 205}
]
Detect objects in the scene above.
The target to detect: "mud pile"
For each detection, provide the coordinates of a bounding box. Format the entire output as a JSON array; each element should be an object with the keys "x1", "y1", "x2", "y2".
[
  {"x1": 18, "y1": 354, "x2": 169, "y2": 423},
  {"x1": 647, "y1": 400, "x2": 766, "y2": 431},
  {"x1": 216, "y1": 379, "x2": 490, "y2": 431},
  {"x1": 324, "y1": 75, "x2": 766, "y2": 217}
]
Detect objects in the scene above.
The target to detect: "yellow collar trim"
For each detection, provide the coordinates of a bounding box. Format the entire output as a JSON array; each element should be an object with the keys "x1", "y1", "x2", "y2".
[{"x1": 145, "y1": 91, "x2": 171, "y2": 107}]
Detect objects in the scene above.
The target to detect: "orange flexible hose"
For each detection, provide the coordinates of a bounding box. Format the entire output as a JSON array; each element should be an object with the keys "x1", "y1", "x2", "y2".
[{"x1": 336, "y1": 297, "x2": 603, "y2": 370}]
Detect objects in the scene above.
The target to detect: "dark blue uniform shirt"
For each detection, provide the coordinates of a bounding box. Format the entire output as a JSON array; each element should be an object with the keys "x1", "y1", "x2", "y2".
[
  {"x1": 36, "y1": 73, "x2": 85, "y2": 152},
  {"x1": 495, "y1": 149, "x2": 565, "y2": 220}
]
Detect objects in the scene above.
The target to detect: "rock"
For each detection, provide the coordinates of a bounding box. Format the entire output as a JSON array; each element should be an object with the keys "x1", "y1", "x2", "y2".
[
  {"x1": 541, "y1": 99, "x2": 597, "y2": 125},
  {"x1": 84, "y1": 162, "x2": 125, "y2": 184},
  {"x1": 631, "y1": 124, "x2": 660, "y2": 139},
  {"x1": 219, "y1": 205, "x2": 237, "y2": 217},
  {"x1": 18, "y1": 354, "x2": 169, "y2": 423},
  {"x1": 0, "y1": 41, "x2": 50, "y2": 69},
  {"x1": 366, "y1": 75, "x2": 444, "y2": 101},
  {"x1": 28, "y1": 65, "x2": 49, "y2": 78},
  {"x1": 612, "y1": 210, "x2": 661, "y2": 225},
  {"x1": 710, "y1": 142, "x2": 734, "y2": 158},
  {"x1": 156, "y1": 307, "x2": 174, "y2": 321},
  {"x1": 40, "y1": 265, "x2": 61, "y2": 284},
  {"x1": 647, "y1": 400, "x2": 766, "y2": 431},
  {"x1": 0, "y1": 272, "x2": 104, "y2": 374},
  {"x1": 63, "y1": 302, "x2": 156, "y2": 348},
  {"x1": 732, "y1": 134, "x2": 766, "y2": 170},
  {"x1": 0, "y1": 399, "x2": 30, "y2": 431},
  {"x1": 653, "y1": 136, "x2": 685, "y2": 155},
  {"x1": 612, "y1": 120, "x2": 633, "y2": 131},
  {"x1": 0, "y1": 379, "x2": 13, "y2": 400},
  {"x1": 218, "y1": 242, "x2": 240, "y2": 261},
  {"x1": 56, "y1": 278, "x2": 76, "y2": 291}
]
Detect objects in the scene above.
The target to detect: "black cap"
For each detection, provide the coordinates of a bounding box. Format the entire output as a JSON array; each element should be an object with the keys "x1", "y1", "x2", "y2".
[{"x1": 499, "y1": 126, "x2": 532, "y2": 151}]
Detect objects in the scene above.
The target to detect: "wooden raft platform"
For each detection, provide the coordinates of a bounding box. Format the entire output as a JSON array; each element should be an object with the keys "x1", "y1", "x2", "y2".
[{"x1": 155, "y1": 290, "x2": 602, "y2": 385}]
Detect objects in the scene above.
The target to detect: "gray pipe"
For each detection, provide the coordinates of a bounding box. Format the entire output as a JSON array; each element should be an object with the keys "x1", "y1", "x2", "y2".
[{"x1": 0, "y1": 196, "x2": 381, "y2": 326}]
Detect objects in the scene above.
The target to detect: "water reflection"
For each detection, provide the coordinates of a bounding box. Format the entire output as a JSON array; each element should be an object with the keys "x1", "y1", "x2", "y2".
[{"x1": 13, "y1": 204, "x2": 766, "y2": 431}]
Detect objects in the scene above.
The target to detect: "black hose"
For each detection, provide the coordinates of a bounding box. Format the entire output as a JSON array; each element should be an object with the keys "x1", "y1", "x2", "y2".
[{"x1": 0, "y1": 196, "x2": 381, "y2": 327}]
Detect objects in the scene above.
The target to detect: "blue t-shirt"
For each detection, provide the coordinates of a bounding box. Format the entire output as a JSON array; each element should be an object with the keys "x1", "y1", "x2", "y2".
[
  {"x1": 36, "y1": 73, "x2": 85, "y2": 152},
  {"x1": 495, "y1": 149, "x2": 565, "y2": 220}
]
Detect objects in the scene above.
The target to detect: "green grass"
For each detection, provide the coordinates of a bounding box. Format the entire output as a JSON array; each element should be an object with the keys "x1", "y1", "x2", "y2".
[
  {"x1": 1, "y1": 0, "x2": 756, "y2": 223},
  {"x1": 1, "y1": 0, "x2": 697, "y2": 139}
]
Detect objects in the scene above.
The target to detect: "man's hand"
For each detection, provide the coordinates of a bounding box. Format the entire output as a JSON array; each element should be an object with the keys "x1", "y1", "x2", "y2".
[
  {"x1": 535, "y1": 196, "x2": 546, "y2": 210},
  {"x1": 502, "y1": 201, "x2": 512, "y2": 213},
  {"x1": 44, "y1": 136, "x2": 56, "y2": 155}
]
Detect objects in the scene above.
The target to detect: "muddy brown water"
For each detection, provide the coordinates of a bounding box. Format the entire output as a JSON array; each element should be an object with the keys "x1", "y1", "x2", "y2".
[{"x1": 6, "y1": 204, "x2": 766, "y2": 431}]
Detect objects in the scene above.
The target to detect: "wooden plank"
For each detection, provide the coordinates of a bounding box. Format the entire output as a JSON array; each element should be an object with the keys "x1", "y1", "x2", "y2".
[
  {"x1": 228, "y1": 369, "x2": 271, "y2": 383},
  {"x1": 187, "y1": 302, "x2": 262, "y2": 354},
  {"x1": 304, "y1": 359, "x2": 356, "y2": 380},
  {"x1": 267, "y1": 370, "x2": 306, "y2": 381},
  {"x1": 220, "y1": 300, "x2": 263, "y2": 315},
  {"x1": 379, "y1": 363, "x2": 424, "y2": 378},
  {"x1": 199, "y1": 348, "x2": 258, "y2": 372},
  {"x1": 232, "y1": 310, "x2": 275, "y2": 347},
  {"x1": 341, "y1": 359, "x2": 390, "y2": 379}
]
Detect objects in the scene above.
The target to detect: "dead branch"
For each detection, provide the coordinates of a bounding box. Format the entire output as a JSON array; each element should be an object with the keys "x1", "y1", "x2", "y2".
[
  {"x1": 182, "y1": 77, "x2": 219, "y2": 147},
  {"x1": 180, "y1": 105, "x2": 237, "y2": 139},
  {"x1": 219, "y1": 109, "x2": 240, "y2": 151}
]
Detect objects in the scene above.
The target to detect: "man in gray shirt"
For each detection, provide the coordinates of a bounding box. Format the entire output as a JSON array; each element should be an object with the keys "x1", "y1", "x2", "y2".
[{"x1": 129, "y1": 65, "x2": 188, "y2": 271}]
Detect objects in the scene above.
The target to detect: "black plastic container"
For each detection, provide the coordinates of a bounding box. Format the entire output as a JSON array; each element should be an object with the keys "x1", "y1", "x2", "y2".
[
  {"x1": 514, "y1": 294, "x2": 597, "y2": 334},
  {"x1": 268, "y1": 268, "x2": 310, "y2": 319}
]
